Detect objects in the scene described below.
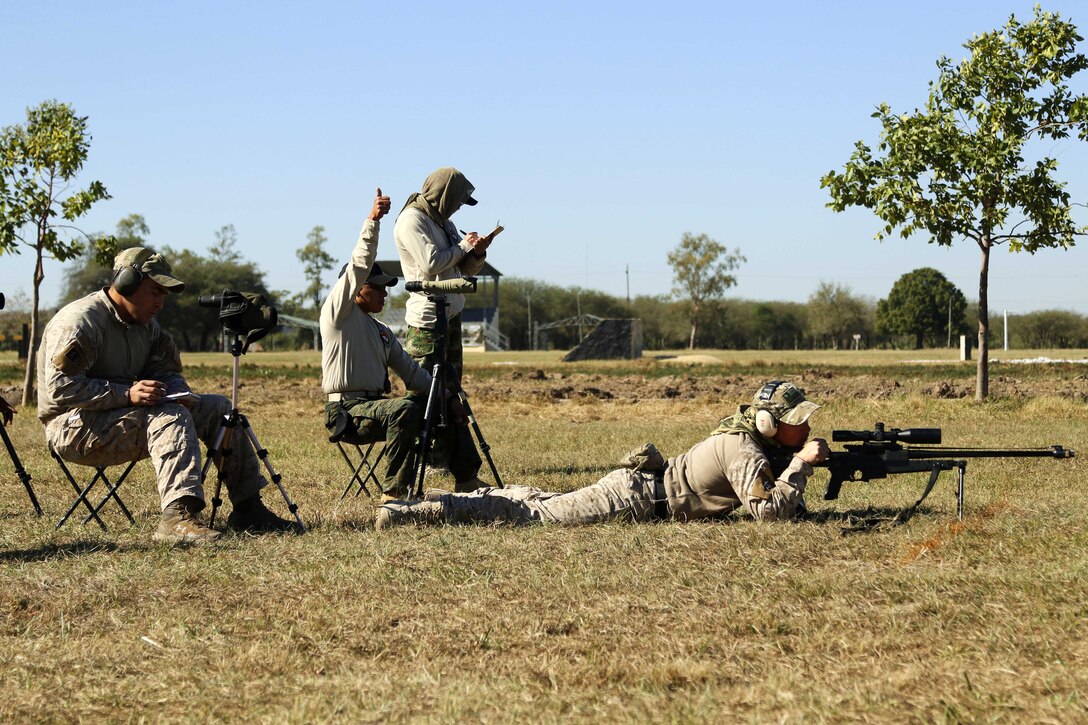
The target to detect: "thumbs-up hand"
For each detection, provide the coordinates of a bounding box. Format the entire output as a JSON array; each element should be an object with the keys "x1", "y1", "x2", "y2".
[{"x1": 370, "y1": 186, "x2": 391, "y2": 221}]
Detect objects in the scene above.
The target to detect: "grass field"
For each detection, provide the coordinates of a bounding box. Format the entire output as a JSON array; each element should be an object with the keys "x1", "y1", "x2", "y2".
[{"x1": 1, "y1": 350, "x2": 1086, "y2": 722}]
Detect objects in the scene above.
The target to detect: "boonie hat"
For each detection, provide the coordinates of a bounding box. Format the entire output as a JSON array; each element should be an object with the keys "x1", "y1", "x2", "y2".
[
  {"x1": 750, "y1": 381, "x2": 820, "y2": 426},
  {"x1": 113, "y1": 247, "x2": 185, "y2": 292}
]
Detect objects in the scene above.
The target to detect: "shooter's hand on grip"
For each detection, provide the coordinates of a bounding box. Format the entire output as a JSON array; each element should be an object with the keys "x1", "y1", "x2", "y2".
[
  {"x1": 369, "y1": 187, "x2": 391, "y2": 221},
  {"x1": 796, "y1": 437, "x2": 829, "y2": 466}
]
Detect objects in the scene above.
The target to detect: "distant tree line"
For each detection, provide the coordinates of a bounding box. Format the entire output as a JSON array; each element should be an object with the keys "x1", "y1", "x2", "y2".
[{"x1": 4, "y1": 213, "x2": 1087, "y2": 354}]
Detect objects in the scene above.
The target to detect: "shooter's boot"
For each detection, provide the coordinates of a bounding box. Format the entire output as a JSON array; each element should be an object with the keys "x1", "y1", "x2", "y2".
[
  {"x1": 375, "y1": 501, "x2": 444, "y2": 531},
  {"x1": 227, "y1": 495, "x2": 301, "y2": 534},
  {"x1": 154, "y1": 496, "x2": 221, "y2": 544}
]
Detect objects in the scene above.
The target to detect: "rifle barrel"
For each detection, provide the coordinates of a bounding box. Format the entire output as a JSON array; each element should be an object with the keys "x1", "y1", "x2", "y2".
[{"x1": 896, "y1": 446, "x2": 1074, "y2": 460}]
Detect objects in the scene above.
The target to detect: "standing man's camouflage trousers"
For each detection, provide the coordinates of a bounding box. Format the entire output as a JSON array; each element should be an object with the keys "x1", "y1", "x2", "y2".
[
  {"x1": 437, "y1": 469, "x2": 662, "y2": 525},
  {"x1": 404, "y1": 314, "x2": 482, "y2": 483},
  {"x1": 405, "y1": 314, "x2": 463, "y2": 385},
  {"x1": 324, "y1": 397, "x2": 421, "y2": 497},
  {"x1": 45, "y1": 395, "x2": 267, "y2": 512}
]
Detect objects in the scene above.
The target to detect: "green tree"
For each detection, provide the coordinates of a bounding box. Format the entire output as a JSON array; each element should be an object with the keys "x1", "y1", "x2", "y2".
[
  {"x1": 666, "y1": 232, "x2": 745, "y2": 349},
  {"x1": 876, "y1": 267, "x2": 967, "y2": 349},
  {"x1": 822, "y1": 8, "x2": 1088, "y2": 399},
  {"x1": 806, "y1": 282, "x2": 872, "y2": 350},
  {"x1": 210, "y1": 224, "x2": 241, "y2": 264},
  {"x1": 60, "y1": 214, "x2": 149, "y2": 303},
  {"x1": 1012, "y1": 309, "x2": 1088, "y2": 348},
  {"x1": 296, "y1": 225, "x2": 335, "y2": 311},
  {"x1": 0, "y1": 100, "x2": 111, "y2": 404}
]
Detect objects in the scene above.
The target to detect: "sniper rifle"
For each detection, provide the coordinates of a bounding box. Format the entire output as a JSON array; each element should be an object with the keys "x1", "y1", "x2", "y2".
[{"x1": 769, "y1": 422, "x2": 1075, "y2": 522}]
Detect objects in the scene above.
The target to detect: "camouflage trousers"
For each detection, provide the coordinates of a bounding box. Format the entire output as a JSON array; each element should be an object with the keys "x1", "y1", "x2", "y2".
[
  {"x1": 405, "y1": 314, "x2": 463, "y2": 385},
  {"x1": 324, "y1": 396, "x2": 481, "y2": 497},
  {"x1": 438, "y1": 469, "x2": 664, "y2": 525},
  {"x1": 44, "y1": 395, "x2": 267, "y2": 512}
]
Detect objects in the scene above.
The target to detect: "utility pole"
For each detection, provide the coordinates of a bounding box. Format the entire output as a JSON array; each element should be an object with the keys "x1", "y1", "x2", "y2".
[
  {"x1": 947, "y1": 296, "x2": 952, "y2": 348},
  {"x1": 625, "y1": 264, "x2": 630, "y2": 312}
]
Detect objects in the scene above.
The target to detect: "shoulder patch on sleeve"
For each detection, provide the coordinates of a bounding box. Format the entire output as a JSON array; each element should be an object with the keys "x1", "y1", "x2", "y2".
[
  {"x1": 750, "y1": 465, "x2": 775, "y2": 501},
  {"x1": 53, "y1": 339, "x2": 89, "y2": 375}
]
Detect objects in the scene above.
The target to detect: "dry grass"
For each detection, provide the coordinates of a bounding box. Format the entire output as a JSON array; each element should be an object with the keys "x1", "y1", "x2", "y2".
[{"x1": 1, "y1": 352, "x2": 1086, "y2": 722}]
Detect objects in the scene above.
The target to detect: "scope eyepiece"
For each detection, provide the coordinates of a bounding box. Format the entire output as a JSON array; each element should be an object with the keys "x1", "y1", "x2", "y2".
[{"x1": 0, "y1": 292, "x2": 5, "y2": 310}]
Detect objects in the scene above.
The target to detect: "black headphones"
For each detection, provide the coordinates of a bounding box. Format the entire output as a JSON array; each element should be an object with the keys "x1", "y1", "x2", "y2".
[
  {"x1": 112, "y1": 265, "x2": 144, "y2": 297},
  {"x1": 111, "y1": 249, "x2": 156, "y2": 297}
]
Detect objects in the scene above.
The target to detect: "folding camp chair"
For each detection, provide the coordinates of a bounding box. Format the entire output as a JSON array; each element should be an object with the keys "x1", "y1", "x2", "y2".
[
  {"x1": 329, "y1": 428, "x2": 386, "y2": 499},
  {"x1": 51, "y1": 447, "x2": 138, "y2": 531}
]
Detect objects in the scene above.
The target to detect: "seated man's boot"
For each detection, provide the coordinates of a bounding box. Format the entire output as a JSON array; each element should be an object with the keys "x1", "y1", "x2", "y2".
[
  {"x1": 454, "y1": 476, "x2": 487, "y2": 493},
  {"x1": 154, "y1": 496, "x2": 221, "y2": 543},
  {"x1": 226, "y1": 495, "x2": 301, "y2": 534},
  {"x1": 375, "y1": 501, "x2": 444, "y2": 531}
]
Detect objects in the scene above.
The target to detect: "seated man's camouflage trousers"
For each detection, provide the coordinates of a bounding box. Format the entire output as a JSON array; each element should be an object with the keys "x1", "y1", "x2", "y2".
[
  {"x1": 45, "y1": 395, "x2": 267, "y2": 512},
  {"x1": 325, "y1": 395, "x2": 482, "y2": 497}
]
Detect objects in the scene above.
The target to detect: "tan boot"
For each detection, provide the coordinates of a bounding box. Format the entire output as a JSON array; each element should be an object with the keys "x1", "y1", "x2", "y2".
[
  {"x1": 375, "y1": 501, "x2": 444, "y2": 531},
  {"x1": 423, "y1": 488, "x2": 451, "y2": 502},
  {"x1": 154, "y1": 498, "x2": 221, "y2": 543},
  {"x1": 454, "y1": 476, "x2": 488, "y2": 493}
]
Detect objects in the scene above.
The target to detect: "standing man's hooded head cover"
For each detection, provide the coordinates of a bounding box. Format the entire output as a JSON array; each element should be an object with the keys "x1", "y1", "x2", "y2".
[{"x1": 401, "y1": 167, "x2": 477, "y2": 226}]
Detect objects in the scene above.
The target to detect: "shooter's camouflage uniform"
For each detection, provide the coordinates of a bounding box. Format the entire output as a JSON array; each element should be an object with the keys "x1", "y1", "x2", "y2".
[
  {"x1": 37, "y1": 290, "x2": 267, "y2": 511},
  {"x1": 431, "y1": 433, "x2": 812, "y2": 525}
]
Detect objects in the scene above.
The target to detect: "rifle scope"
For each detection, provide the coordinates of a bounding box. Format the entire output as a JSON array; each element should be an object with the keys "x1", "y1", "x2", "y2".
[{"x1": 833, "y1": 422, "x2": 941, "y2": 445}]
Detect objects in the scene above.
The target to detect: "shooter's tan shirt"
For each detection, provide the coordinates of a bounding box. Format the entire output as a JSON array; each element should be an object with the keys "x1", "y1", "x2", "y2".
[{"x1": 664, "y1": 432, "x2": 812, "y2": 521}]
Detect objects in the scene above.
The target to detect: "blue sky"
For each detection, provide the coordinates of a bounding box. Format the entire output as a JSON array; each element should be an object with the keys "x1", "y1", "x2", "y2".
[{"x1": 3, "y1": 0, "x2": 1087, "y2": 315}]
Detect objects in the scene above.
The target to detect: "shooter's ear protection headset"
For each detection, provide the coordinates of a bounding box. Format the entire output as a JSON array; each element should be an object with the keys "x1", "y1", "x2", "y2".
[
  {"x1": 111, "y1": 249, "x2": 155, "y2": 297},
  {"x1": 754, "y1": 380, "x2": 784, "y2": 437}
]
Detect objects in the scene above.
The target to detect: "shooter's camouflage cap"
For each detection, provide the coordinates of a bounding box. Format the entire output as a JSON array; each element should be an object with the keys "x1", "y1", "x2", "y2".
[
  {"x1": 750, "y1": 381, "x2": 820, "y2": 426},
  {"x1": 113, "y1": 247, "x2": 185, "y2": 292}
]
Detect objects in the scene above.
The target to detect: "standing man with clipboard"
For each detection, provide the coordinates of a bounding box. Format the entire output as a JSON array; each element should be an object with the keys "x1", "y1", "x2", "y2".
[{"x1": 393, "y1": 167, "x2": 498, "y2": 384}]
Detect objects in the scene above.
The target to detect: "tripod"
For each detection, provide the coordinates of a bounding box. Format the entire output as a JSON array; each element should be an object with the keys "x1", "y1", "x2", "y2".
[
  {"x1": 199, "y1": 332, "x2": 305, "y2": 531},
  {"x1": 411, "y1": 295, "x2": 503, "y2": 498},
  {"x1": 1, "y1": 416, "x2": 43, "y2": 516}
]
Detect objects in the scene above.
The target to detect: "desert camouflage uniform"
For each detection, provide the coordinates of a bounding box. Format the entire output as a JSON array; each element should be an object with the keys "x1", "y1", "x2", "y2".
[
  {"x1": 439, "y1": 469, "x2": 661, "y2": 525},
  {"x1": 425, "y1": 433, "x2": 811, "y2": 525},
  {"x1": 38, "y1": 290, "x2": 267, "y2": 511}
]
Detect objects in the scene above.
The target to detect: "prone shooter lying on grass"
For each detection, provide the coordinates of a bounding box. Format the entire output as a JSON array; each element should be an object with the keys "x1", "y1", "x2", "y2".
[
  {"x1": 377, "y1": 379, "x2": 1077, "y2": 531},
  {"x1": 377, "y1": 381, "x2": 830, "y2": 529}
]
